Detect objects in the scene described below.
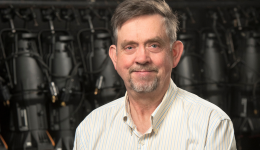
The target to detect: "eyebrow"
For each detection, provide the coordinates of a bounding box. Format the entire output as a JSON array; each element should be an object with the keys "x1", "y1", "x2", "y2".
[
  {"x1": 144, "y1": 36, "x2": 166, "y2": 46},
  {"x1": 120, "y1": 36, "x2": 166, "y2": 49},
  {"x1": 120, "y1": 40, "x2": 138, "y2": 49}
]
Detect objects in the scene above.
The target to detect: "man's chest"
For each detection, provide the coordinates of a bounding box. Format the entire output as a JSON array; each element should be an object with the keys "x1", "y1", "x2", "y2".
[{"x1": 87, "y1": 118, "x2": 207, "y2": 150}]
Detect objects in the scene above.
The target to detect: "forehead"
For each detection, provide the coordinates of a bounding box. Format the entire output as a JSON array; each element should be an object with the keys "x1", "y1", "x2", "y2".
[{"x1": 117, "y1": 14, "x2": 167, "y2": 43}]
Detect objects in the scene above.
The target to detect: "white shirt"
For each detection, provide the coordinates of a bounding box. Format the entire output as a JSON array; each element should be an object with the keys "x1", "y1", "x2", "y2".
[{"x1": 73, "y1": 79, "x2": 237, "y2": 150}]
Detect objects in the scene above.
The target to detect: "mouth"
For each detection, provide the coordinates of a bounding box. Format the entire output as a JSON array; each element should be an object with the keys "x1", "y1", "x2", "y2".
[
  {"x1": 130, "y1": 68, "x2": 158, "y2": 73},
  {"x1": 131, "y1": 70, "x2": 157, "y2": 77},
  {"x1": 129, "y1": 65, "x2": 158, "y2": 75},
  {"x1": 133, "y1": 70, "x2": 154, "y2": 72}
]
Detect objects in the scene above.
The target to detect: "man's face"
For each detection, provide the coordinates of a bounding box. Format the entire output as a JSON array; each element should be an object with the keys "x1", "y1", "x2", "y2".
[{"x1": 109, "y1": 14, "x2": 182, "y2": 93}]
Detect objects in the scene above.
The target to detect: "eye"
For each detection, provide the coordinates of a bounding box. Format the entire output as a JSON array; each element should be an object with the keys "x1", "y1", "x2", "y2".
[
  {"x1": 147, "y1": 43, "x2": 162, "y2": 53},
  {"x1": 151, "y1": 44, "x2": 158, "y2": 48},
  {"x1": 123, "y1": 45, "x2": 136, "y2": 54},
  {"x1": 126, "y1": 46, "x2": 133, "y2": 50}
]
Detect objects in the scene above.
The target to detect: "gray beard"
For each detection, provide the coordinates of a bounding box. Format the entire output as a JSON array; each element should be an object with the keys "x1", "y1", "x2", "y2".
[{"x1": 129, "y1": 76, "x2": 159, "y2": 93}]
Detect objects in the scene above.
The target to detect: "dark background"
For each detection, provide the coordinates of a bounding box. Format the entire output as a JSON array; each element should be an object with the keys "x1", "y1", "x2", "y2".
[{"x1": 0, "y1": 0, "x2": 259, "y2": 149}]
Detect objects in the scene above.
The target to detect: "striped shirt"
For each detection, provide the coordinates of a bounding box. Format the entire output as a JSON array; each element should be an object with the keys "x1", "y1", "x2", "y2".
[{"x1": 73, "y1": 79, "x2": 237, "y2": 150}]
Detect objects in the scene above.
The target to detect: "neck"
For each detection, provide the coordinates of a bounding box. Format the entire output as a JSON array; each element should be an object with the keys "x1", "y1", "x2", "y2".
[
  {"x1": 127, "y1": 80, "x2": 170, "y2": 134},
  {"x1": 129, "y1": 94, "x2": 162, "y2": 117}
]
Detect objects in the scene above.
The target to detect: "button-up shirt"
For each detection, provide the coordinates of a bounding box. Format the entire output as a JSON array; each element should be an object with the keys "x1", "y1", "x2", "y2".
[{"x1": 73, "y1": 79, "x2": 236, "y2": 150}]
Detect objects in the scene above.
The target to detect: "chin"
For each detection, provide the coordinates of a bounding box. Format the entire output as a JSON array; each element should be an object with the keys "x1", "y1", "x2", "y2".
[{"x1": 129, "y1": 77, "x2": 159, "y2": 93}]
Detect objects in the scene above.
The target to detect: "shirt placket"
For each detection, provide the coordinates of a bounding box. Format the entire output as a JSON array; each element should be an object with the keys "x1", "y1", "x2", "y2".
[{"x1": 137, "y1": 132, "x2": 153, "y2": 150}]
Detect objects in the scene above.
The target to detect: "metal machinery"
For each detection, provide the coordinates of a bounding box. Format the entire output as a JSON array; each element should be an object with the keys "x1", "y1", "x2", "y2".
[
  {"x1": 39, "y1": 8, "x2": 87, "y2": 150},
  {"x1": 0, "y1": 1, "x2": 259, "y2": 150},
  {"x1": 0, "y1": 123, "x2": 8, "y2": 150},
  {"x1": 0, "y1": 72, "x2": 9, "y2": 150},
  {"x1": 0, "y1": 7, "x2": 54, "y2": 149},
  {"x1": 200, "y1": 31, "x2": 230, "y2": 113},
  {"x1": 229, "y1": 7, "x2": 260, "y2": 135},
  {"x1": 231, "y1": 29, "x2": 260, "y2": 135},
  {"x1": 173, "y1": 4, "x2": 260, "y2": 149},
  {"x1": 0, "y1": 3, "x2": 123, "y2": 150},
  {"x1": 200, "y1": 10, "x2": 232, "y2": 115},
  {"x1": 78, "y1": 8, "x2": 123, "y2": 108},
  {"x1": 173, "y1": 9, "x2": 202, "y2": 96}
]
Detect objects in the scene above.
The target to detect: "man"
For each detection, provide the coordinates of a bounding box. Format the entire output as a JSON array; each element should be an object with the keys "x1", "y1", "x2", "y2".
[{"x1": 73, "y1": 0, "x2": 237, "y2": 149}]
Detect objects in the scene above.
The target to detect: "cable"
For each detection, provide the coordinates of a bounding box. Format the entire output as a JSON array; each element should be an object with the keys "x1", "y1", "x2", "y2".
[
  {"x1": 179, "y1": 52, "x2": 208, "y2": 66},
  {"x1": 4, "y1": 50, "x2": 52, "y2": 82},
  {"x1": 11, "y1": 89, "x2": 49, "y2": 96},
  {"x1": 85, "y1": 55, "x2": 110, "y2": 74},
  {"x1": 67, "y1": 42, "x2": 77, "y2": 65},
  {"x1": 172, "y1": 70, "x2": 201, "y2": 83},
  {"x1": 253, "y1": 78, "x2": 260, "y2": 98},
  {"x1": 76, "y1": 29, "x2": 88, "y2": 74},
  {"x1": 176, "y1": 52, "x2": 218, "y2": 84},
  {"x1": 173, "y1": 68, "x2": 258, "y2": 89},
  {"x1": 239, "y1": 60, "x2": 260, "y2": 76},
  {"x1": 212, "y1": 14, "x2": 230, "y2": 67},
  {"x1": 0, "y1": 29, "x2": 54, "y2": 84},
  {"x1": 54, "y1": 89, "x2": 85, "y2": 124},
  {"x1": 77, "y1": 27, "x2": 112, "y2": 74}
]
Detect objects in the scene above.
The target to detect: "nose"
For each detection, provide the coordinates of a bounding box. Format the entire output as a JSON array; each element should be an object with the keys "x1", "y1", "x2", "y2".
[{"x1": 134, "y1": 46, "x2": 151, "y2": 65}]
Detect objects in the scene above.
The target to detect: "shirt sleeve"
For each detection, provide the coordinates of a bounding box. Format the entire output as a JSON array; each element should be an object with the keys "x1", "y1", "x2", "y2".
[{"x1": 204, "y1": 119, "x2": 237, "y2": 150}]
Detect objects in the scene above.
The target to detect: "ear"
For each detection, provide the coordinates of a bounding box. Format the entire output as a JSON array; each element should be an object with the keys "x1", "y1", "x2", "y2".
[
  {"x1": 171, "y1": 40, "x2": 184, "y2": 68},
  {"x1": 109, "y1": 45, "x2": 117, "y2": 70}
]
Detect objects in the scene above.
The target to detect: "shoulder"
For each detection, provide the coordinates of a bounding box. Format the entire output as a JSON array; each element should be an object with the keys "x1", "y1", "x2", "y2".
[
  {"x1": 76, "y1": 97, "x2": 125, "y2": 130},
  {"x1": 73, "y1": 97, "x2": 125, "y2": 149},
  {"x1": 176, "y1": 88, "x2": 230, "y2": 121}
]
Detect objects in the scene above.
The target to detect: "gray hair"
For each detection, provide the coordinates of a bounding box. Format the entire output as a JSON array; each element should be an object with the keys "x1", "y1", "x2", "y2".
[{"x1": 111, "y1": 0, "x2": 179, "y2": 47}]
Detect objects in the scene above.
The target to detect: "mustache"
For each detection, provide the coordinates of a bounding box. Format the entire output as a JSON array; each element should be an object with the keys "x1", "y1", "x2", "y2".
[{"x1": 129, "y1": 65, "x2": 158, "y2": 73}]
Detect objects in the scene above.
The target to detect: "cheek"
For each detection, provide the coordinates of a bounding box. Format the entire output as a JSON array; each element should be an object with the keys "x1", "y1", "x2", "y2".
[
  {"x1": 116, "y1": 56, "x2": 132, "y2": 77},
  {"x1": 154, "y1": 53, "x2": 173, "y2": 68},
  {"x1": 117, "y1": 54, "x2": 134, "y2": 69},
  {"x1": 165, "y1": 52, "x2": 174, "y2": 67},
  {"x1": 153, "y1": 55, "x2": 173, "y2": 77}
]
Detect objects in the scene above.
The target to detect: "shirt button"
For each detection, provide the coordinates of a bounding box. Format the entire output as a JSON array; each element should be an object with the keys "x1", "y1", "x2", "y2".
[{"x1": 139, "y1": 141, "x2": 144, "y2": 145}]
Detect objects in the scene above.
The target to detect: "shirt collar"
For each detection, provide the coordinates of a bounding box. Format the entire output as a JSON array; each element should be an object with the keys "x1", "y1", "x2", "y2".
[
  {"x1": 151, "y1": 79, "x2": 178, "y2": 131},
  {"x1": 123, "y1": 79, "x2": 179, "y2": 134},
  {"x1": 123, "y1": 94, "x2": 135, "y2": 128}
]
